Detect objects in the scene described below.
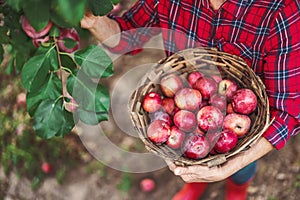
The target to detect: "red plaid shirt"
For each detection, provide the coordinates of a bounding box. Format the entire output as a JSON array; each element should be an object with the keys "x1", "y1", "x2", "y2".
[{"x1": 109, "y1": 0, "x2": 300, "y2": 150}]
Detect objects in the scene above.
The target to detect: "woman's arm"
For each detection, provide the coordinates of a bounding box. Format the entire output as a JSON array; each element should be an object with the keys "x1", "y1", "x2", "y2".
[{"x1": 167, "y1": 137, "x2": 274, "y2": 183}]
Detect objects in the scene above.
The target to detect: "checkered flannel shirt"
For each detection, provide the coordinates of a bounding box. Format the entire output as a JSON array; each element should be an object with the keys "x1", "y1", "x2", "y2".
[{"x1": 108, "y1": 0, "x2": 300, "y2": 150}]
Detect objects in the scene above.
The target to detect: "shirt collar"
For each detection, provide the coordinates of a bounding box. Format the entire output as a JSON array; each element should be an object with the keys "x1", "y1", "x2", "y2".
[{"x1": 200, "y1": 0, "x2": 254, "y2": 18}]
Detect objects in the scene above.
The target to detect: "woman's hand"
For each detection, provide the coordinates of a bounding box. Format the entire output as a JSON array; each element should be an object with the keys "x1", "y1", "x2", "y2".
[
  {"x1": 80, "y1": 10, "x2": 120, "y2": 47},
  {"x1": 80, "y1": 10, "x2": 99, "y2": 30},
  {"x1": 167, "y1": 137, "x2": 274, "y2": 183}
]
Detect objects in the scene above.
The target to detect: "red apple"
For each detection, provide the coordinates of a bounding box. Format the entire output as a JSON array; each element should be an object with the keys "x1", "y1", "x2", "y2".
[
  {"x1": 218, "y1": 78, "x2": 239, "y2": 101},
  {"x1": 166, "y1": 126, "x2": 185, "y2": 149},
  {"x1": 149, "y1": 110, "x2": 172, "y2": 125},
  {"x1": 173, "y1": 110, "x2": 197, "y2": 132},
  {"x1": 226, "y1": 103, "x2": 234, "y2": 114},
  {"x1": 231, "y1": 88, "x2": 257, "y2": 115},
  {"x1": 187, "y1": 71, "x2": 203, "y2": 87},
  {"x1": 193, "y1": 76, "x2": 218, "y2": 99},
  {"x1": 41, "y1": 162, "x2": 51, "y2": 174},
  {"x1": 140, "y1": 178, "x2": 155, "y2": 192},
  {"x1": 205, "y1": 131, "x2": 222, "y2": 149},
  {"x1": 58, "y1": 28, "x2": 80, "y2": 53},
  {"x1": 173, "y1": 106, "x2": 180, "y2": 115},
  {"x1": 147, "y1": 120, "x2": 170, "y2": 144},
  {"x1": 174, "y1": 88, "x2": 202, "y2": 111},
  {"x1": 182, "y1": 133, "x2": 210, "y2": 159},
  {"x1": 161, "y1": 98, "x2": 176, "y2": 115},
  {"x1": 142, "y1": 92, "x2": 162, "y2": 113},
  {"x1": 214, "y1": 129, "x2": 238, "y2": 153},
  {"x1": 209, "y1": 93, "x2": 227, "y2": 112},
  {"x1": 21, "y1": 15, "x2": 52, "y2": 39},
  {"x1": 209, "y1": 148, "x2": 218, "y2": 155},
  {"x1": 160, "y1": 74, "x2": 183, "y2": 97},
  {"x1": 222, "y1": 113, "x2": 251, "y2": 137},
  {"x1": 197, "y1": 106, "x2": 224, "y2": 132}
]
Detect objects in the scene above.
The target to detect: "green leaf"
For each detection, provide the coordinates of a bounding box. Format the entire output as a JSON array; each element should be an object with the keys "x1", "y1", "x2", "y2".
[
  {"x1": 50, "y1": 0, "x2": 86, "y2": 27},
  {"x1": 21, "y1": 54, "x2": 51, "y2": 93},
  {"x1": 74, "y1": 45, "x2": 113, "y2": 78},
  {"x1": 15, "y1": 51, "x2": 28, "y2": 73},
  {"x1": 33, "y1": 99, "x2": 75, "y2": 139},
  {"x1": 22, "y1": 0, "x2": 51, "y2": 31},
  {"x1": 0, "y1": 26, "x2": 10, "y2": 44},
  {"x1": 67, "y1": 73, "x2": 110, "y2": 125},
  {"x1": 55, "y1": 108, "x2": 76, "y2": 137},
  {"x1": 62, "y1": 38, "x2": 78, "y2": 49},
  {"x1": 21, "y1": 46, "x2": 57, "y2": 92},
  {"x1": 87, "y1": 0, "x2": 113, "y2": 16},
  {"x1": 49, "y1": 26, "x2": 60, "y2": 37},
  {"x1": 6, "y1": 0, "x2": 23, "y2": 12},
  {"x1": 5, "y1": 57, "x2": 14, "y2": 75},
  {"x1": 111, "y1": 0, "x2": 120, "y2": 5},
  {"x1": 60, "y1": 54, "x2": 77, "y2": 73},
  {"x1": 26, "y1": 73, "x2": 62, "y2": 116},
  {"x1": 0, "y1": 45, "x2": 3, "y2": 65}
]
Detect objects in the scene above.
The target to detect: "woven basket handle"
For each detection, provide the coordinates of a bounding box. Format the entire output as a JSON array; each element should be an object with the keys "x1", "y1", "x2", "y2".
[{"x1": 207, "y1": 155, "x2": 227, "y2": 167}]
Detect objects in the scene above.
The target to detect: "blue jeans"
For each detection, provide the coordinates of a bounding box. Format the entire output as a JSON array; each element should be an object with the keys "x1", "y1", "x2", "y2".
[{"x1": 230, "y1": 161, "x2": 257, "y2": 184}]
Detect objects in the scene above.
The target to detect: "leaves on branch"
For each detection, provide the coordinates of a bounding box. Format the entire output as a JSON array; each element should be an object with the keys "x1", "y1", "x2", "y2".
[
  {"x1": 74, "y1": 45, "x2": 114, "y2": 78},
  {"x1": 2, "y1": 0, "x2": 115, "y2": 139}
]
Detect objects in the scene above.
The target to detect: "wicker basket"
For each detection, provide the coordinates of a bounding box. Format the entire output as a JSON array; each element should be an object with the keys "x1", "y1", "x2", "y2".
[{"x1": 129, "y1": 47, "x2": 272, "y2": 167}]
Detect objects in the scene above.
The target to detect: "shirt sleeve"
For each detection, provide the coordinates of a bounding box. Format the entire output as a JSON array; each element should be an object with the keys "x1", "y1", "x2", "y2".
[
  {"x1": 262, "y1": 2, "x2": 300, "y2": 150},
  {"x1": 106, "y1": 0, "x2": 161, "y2": 54}
]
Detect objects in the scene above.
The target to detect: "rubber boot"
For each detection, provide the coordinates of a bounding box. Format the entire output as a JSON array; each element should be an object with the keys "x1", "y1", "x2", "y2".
[
  {"x1": 172, "y1": 182, "x2": 208, "y2": 200},
  {"x1": 225, "y1": 178, "x2": 251, "y2": 200}
]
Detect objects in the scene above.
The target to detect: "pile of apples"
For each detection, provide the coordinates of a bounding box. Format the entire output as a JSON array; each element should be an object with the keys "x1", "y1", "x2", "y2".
[{"x1": 142, "y1": 71, "x2": 258, "y2": 160}]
